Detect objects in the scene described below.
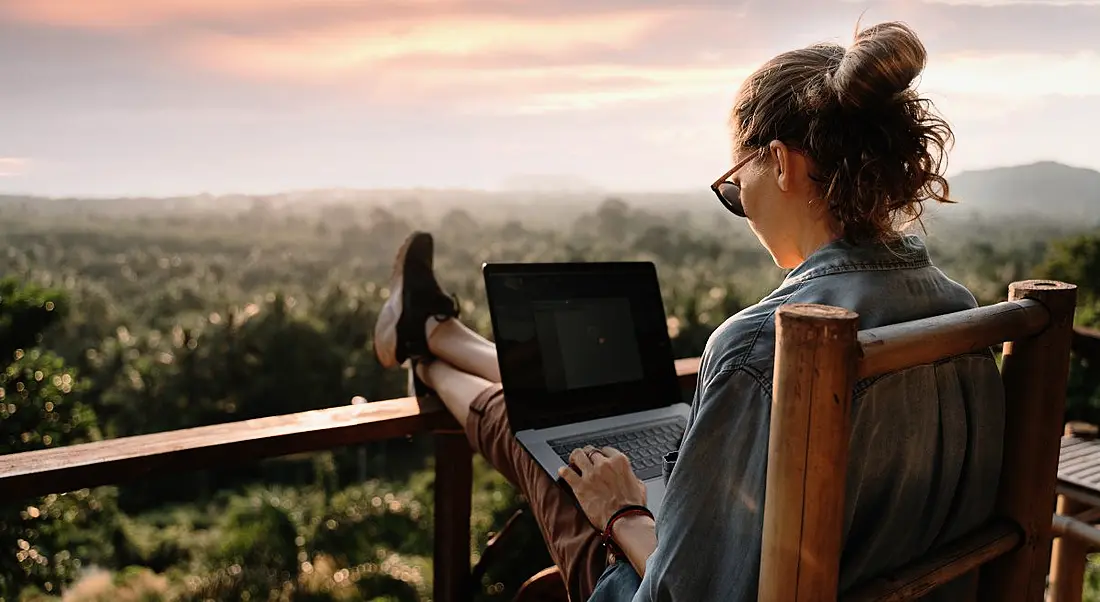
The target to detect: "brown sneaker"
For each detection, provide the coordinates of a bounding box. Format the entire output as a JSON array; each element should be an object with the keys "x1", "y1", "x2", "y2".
[{"x1": 373, "y1": 232, "x2": 459, "y2": 369}]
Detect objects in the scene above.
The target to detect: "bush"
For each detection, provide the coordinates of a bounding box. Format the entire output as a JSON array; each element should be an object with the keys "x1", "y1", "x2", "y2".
[{"x1": 0, "y1": 280, "x2": 123, "y2": 598}]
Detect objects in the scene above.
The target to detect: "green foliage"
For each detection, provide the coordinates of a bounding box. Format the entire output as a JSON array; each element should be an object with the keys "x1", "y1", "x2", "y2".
[
  {"x1": 1040, "y1": 230, "x2": 1100, "y2": 424},
  {"x1": 0, "y1": 280, "x2": 122, "y2": 600},
  {"x1": 1043, "y1": 232, "x2": 1100, "y2": 328},
  {"x1": 0, "y1": 277, "x2": 67, "y2": 363},
  {"x1": 1, "y1": 349, "x2": 96, "y2": 452},
  {"x1": 1084, "y1": 555, "x2": 1100, "y2": 602},
  {"x1": 1042, "y1": 232, "x2": 1100, "y2": 306},
  {"x1": 310, "y1": 482, "x2": 432, "y2": 565},
  {"x1": 216, "y1": 495, "x2": 300, "y2": 582}
]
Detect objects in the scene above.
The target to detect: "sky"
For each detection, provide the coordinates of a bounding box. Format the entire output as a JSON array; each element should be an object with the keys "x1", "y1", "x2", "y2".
[{"x1": 1, "y1": 0, "x2": 1099, "y2": 197}]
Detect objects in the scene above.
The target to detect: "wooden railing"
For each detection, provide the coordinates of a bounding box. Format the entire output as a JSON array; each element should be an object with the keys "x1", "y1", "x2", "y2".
[
  {"x1": 0, "y1": 357, "x2": 699, "y2": 602},
  {"x1": 0, "y1": 324, "x2": 1097, "y2": 601}
]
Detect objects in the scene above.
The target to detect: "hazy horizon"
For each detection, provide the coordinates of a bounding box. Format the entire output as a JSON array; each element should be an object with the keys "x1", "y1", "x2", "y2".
[
  {"x1": 0, "y1": 159, "x2": 1097, "y2": 201},
  {"x1": 2, "y1": 0, "x2": 1099, "y2": 197}
]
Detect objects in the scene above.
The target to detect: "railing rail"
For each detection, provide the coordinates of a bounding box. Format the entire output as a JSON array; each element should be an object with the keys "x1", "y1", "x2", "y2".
[{"x1": 0, "y1": 358, "x2": 701, "y2": 500}]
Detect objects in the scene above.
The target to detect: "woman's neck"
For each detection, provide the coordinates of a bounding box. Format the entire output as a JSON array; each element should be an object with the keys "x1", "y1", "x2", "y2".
[{"x1": 794, "y1": 219, "x2": 843, "y2": 264}]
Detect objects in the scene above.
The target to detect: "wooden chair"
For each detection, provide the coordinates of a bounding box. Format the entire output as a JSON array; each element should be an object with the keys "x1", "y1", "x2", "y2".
[
  {"x1": 763, "y1": 280, "x2": 1077, "y2": 602},
  {"x1": 500, "y1": 279, "x2": 1077, "y2": 602}
]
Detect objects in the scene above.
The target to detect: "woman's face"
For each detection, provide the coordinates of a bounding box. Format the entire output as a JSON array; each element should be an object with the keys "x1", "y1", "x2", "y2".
[{"x1": 730, "y1": 142, "x2": 816, "y2": 269}]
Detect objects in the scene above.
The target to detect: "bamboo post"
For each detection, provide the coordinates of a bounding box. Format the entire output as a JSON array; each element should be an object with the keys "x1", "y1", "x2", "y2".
[
  {"x1": 758, "y1": 303, "x2": 859, "y2": 602},
  {"x1": 434, "y1": 431, "x2": 473, "y2": 602},
  {"x1": 979, "y1": 280, "x2": 1077, "y2": 602},
  {"x1": 1048, "y1": 496, "x2": 1090, "y2": 602}
]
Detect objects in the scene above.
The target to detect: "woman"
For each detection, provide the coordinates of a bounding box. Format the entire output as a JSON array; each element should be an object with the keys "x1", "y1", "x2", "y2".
[{"x1": 373, "y1": 21, "x2": 1004, "y2": 602}]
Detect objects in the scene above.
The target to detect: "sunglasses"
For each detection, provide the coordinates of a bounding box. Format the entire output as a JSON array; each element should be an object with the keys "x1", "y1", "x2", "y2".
[{"x1": 710, "y1": 151, "x2": 760, "y2": 218}]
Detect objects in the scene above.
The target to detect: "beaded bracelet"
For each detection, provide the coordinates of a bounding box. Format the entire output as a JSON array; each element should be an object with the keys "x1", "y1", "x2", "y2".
[{"x1": 601, "y1": 504, "x2": 654, "y2": 556}]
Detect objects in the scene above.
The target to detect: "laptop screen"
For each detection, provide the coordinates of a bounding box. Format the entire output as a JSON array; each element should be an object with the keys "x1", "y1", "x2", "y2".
[{"x1": 483, "y1": 262, "x2": 681, "y2": 431}]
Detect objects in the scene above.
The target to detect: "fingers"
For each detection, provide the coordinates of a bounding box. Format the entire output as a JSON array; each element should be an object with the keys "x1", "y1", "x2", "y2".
[
  {"x1": 557, "y1": 464, "x2": 579, "y2": 487},
  {"x1": 600, "y1": 447, "x2": 634, "y2": 470},
  {"x1": 600, "y1": 446, "x2": 626, "y2": 461},
  {"x1": 569, "y1": 447, "x2": 596, "y2": 473},
  {"x1": 583, "y1": 445, "x2": 609, "y2": 464}
]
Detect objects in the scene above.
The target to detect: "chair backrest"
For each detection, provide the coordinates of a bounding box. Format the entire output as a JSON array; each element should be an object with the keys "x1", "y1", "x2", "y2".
[{"x1": 756, "y1": 280, "x2": 1078, "y2": 602}]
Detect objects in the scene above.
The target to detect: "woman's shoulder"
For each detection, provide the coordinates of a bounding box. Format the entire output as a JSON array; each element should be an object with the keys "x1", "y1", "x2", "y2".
[
  {"x1": 699, "y1": 289, "x2": 794, "y2": 383},
  {"x1": 700, "y1": 256, "x2": 981, "y2": 382},
  {"x1": 787, "y1": 261, "x2": 980, "y2": 330}
]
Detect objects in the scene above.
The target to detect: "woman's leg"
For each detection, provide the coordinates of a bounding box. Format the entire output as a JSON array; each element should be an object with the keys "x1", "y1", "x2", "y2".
[
  {"x1": 417, "y1": 355, "x2": 488, "y2": 427},
  {"x1": 426, "y1": 317, "x2": 501, "y2": 383},
  {"x1": 373, "y1": 231, "x2": 607, "y2": 599},
  {"x1": 418, "y1": 359, "x2": 608, "y2": 601}
]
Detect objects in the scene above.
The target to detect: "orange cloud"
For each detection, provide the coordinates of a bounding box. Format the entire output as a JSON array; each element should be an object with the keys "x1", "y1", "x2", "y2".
[
  {"x1": 0, "y1": 0, "x2": 454, "y2": 29},
  {"x1": 1, "y1": 0, "x2": 271, "y2": 28},
  {"x1": 185, "y1": 10, "x2": 672, "y2": 80},
  {"x1": 398, "y1": 64, "x2": 754, "y2": 113},
  {"x1": 0, "y1": 158, "x2": 30, "y2": 177},
  {"x1": 399, "y1": 49, "x2": 1100, "y2": 115}
]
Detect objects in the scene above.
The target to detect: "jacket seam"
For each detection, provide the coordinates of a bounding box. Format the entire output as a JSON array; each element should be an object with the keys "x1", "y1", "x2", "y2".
[
  {"x1": 785, "y1": 259, "x2": 931, "y2": 286},
  {"x1": 730, "y1": 280, "x2": 807, "y2": 373},
  {"x1": 704, "y1": 364, "x2": 774, "y2": 402}
]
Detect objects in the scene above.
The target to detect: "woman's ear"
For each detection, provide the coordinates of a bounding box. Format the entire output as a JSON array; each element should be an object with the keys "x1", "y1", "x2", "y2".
[{"x1": 769, "y1": 140, "x2": 792, "y2": 193}]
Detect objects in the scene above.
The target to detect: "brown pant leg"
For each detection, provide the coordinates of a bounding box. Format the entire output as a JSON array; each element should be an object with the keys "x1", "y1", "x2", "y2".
[{"x1": 465, "y1": 383, "x2": 608, "y2": 602}]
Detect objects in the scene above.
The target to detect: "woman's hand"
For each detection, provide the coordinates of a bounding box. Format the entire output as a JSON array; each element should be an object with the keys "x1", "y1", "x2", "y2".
[{"x1": 558, "y1": 446, "x2": 646, "y2": 529}]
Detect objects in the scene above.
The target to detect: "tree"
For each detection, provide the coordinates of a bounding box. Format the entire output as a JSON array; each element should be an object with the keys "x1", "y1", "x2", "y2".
[
  {"x1": 0, "y1": 278, "x2": 122, "y2": 598},
  {"x1": 1041, "y1": 232, "x2": 1100, "y2": 424},
  {"x1": 1042, "y1": 232, "x2": 1100, "y2": 325}
]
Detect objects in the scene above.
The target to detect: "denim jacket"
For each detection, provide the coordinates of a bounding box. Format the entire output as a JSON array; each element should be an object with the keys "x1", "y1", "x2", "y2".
[{"x1": 590, "y1": 235, "x2": 1005, "y2": 602}]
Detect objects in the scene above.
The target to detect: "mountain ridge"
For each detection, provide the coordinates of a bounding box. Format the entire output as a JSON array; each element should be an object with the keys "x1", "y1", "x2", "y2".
[
  {"x1": 943, "y1": 161, "x2": 1099, "y2": 222},
  {"x1": 1, "y1": 161, "x2": 1097, "y2": 224}
]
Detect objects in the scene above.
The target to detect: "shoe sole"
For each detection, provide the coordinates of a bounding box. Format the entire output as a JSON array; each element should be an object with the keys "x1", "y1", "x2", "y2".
[{"x1": 373, "y1": 234, "x2": 415, "y2": 369}]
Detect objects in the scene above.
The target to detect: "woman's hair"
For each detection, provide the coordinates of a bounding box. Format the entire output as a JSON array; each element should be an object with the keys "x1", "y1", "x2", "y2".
[{"x1": 732, "y1": 21, "x2": 953, "y2": 243}]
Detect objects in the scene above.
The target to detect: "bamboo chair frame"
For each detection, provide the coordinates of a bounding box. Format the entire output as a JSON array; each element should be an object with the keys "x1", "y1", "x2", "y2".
[{"x1": 759, "y1": 280, "x2": 1078, "y2": 602}]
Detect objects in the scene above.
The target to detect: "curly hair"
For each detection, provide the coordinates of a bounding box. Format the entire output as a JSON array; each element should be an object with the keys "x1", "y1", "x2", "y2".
[{"x1": 731, "y1": 22, "x2": 954, "y2": 243}]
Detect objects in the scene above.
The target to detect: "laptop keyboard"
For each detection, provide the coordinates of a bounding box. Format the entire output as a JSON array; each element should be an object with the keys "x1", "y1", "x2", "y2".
[{"x1": 549, "y1": 419, "x2": 686, "y2": 481}]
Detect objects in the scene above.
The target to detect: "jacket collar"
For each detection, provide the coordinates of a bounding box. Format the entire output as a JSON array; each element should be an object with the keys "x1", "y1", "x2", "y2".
[{"x1": 781, "y1": 234, "x2": 932, "y2": 287}]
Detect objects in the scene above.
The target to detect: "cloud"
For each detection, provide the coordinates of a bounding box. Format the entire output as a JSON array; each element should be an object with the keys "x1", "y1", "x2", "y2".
[
  {"x1": 3, "y1": 0, "x2": 1095, "y2": 117},
  {"x1": 413, "y1": 48, "x2": 1100, "y2": 117},
  {"x1": 3, "y1": 0, "x2": 1099, "y2": 195},
  {"x1": 0, "y1": 158, "x2": 30, "y2": 177},
  {"x1": 356, "y1": 49, "x2": 1100, "y2": 115},
  {"x1": 391, "y1": 64, "x2": 752, "y2": 113},
  {"x1": 1, "y1": 0, "x2": 274, "y2": 28},
  {"x1": 184, "y1": 10, "x2": 673, "y2": 80},
  {"x1": 0, "y1": 0, "x2": 457, "y2": 29},
  {"x1": 918, "y1": 0, "x2": 1100, "y2": 5},
  {"x1": 921, "y1": 51, "x2": 1100, "y2": 100}
]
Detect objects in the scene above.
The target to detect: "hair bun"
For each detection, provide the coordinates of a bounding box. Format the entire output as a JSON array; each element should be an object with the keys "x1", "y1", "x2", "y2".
[{"x1": 830, "y1": 22, "x2": 926, "y2": 110}]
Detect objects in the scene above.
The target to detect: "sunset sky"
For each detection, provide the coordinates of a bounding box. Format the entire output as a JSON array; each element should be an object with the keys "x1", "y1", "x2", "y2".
[{"x1": 1, "y1": 0, "x2": 1098, "y2": 197}]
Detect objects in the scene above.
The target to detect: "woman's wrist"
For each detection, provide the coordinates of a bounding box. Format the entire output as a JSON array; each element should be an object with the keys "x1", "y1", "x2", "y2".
[
  {"x1": 610, "y1": 513, "x2": 655, "y2": 542},
  {"x1": 609, "y1": 513, "x2": 658, "y2": 578},
  {"x1": 602, "y1": 505, "x2": 651, "y2": 542}
]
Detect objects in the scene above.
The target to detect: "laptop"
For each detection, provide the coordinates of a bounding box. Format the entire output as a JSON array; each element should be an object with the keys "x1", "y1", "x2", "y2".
[{"x1": 482, "y1": 261, "x2": 690, "y2": 513}]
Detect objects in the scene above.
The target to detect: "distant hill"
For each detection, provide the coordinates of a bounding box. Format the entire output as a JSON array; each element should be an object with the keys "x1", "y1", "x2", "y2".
[
  {"x1": 2, "y1": 160, "x2": 1097, "y2": 226},
  {"x1": 945, "y1": 161, "x2": 1100, "y2": 223}
]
